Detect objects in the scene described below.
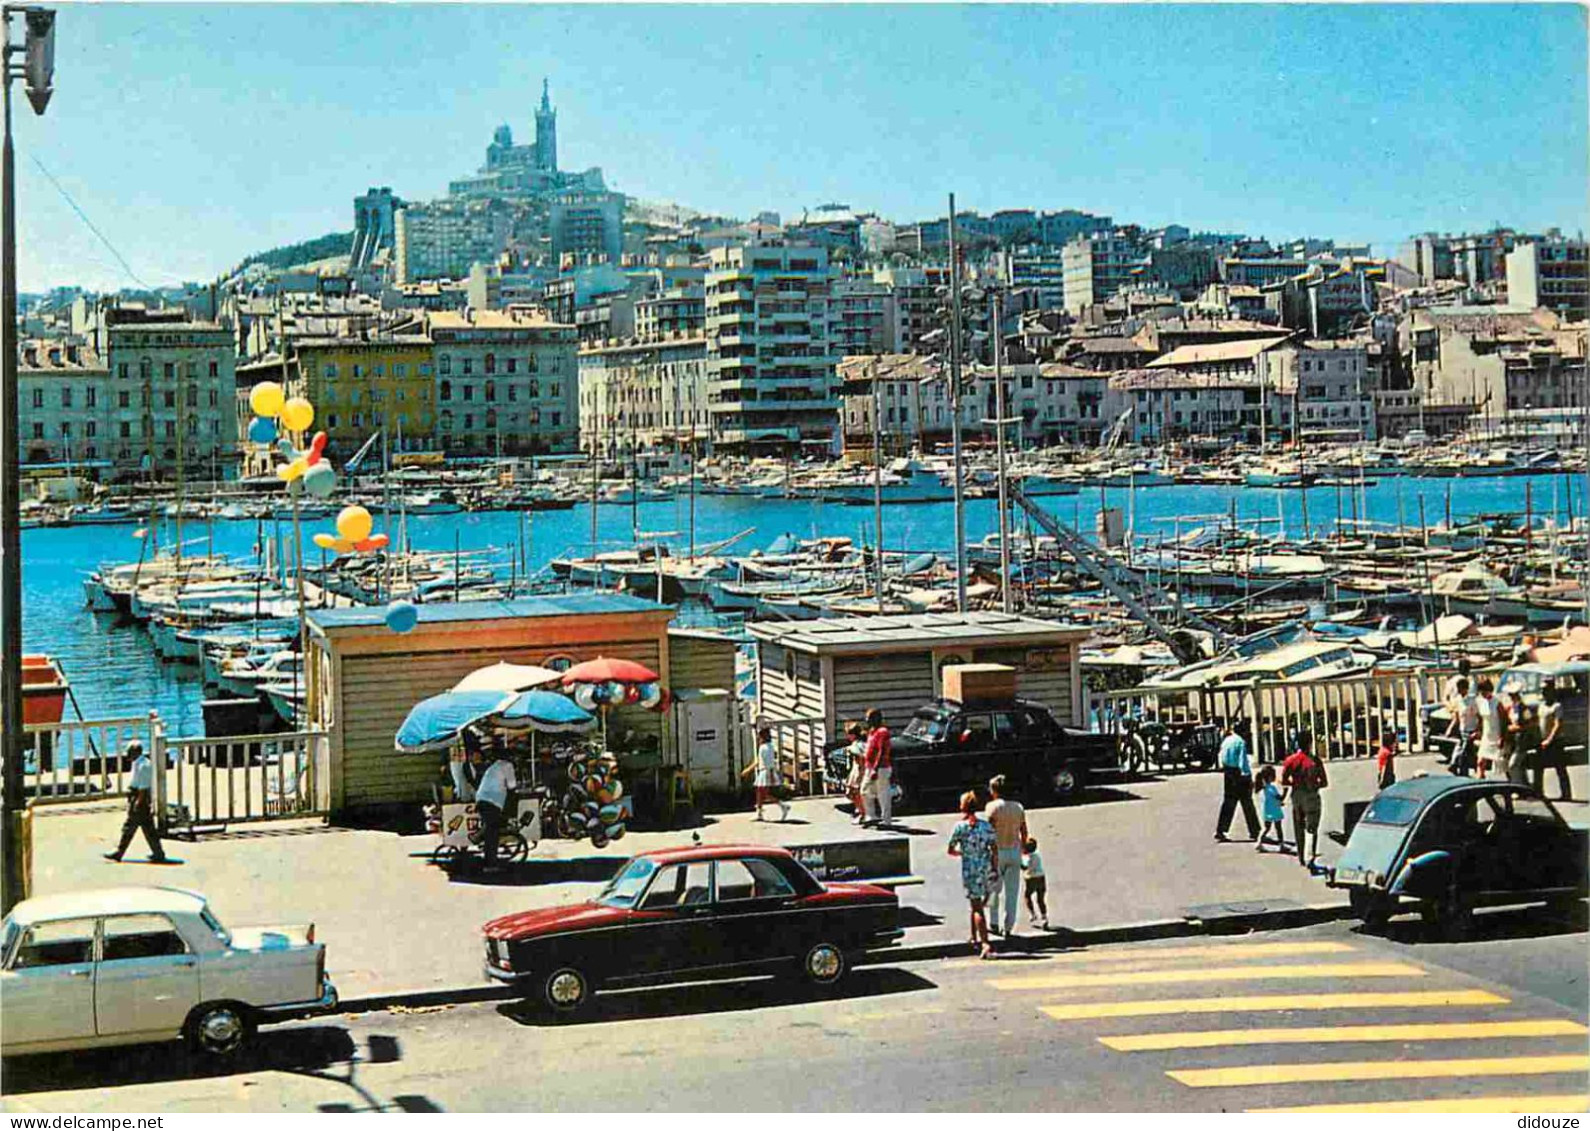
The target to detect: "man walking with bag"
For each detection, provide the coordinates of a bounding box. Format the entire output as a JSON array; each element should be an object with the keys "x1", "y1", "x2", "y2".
[{"x1": 1214, "y1": 720, "x2": 1260, "y2": 842}]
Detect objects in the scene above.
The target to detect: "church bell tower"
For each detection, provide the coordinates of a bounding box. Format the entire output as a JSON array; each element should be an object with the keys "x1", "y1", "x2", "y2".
[{"x1": 534, "y1": 78, "x2": 558, "y2": 173}]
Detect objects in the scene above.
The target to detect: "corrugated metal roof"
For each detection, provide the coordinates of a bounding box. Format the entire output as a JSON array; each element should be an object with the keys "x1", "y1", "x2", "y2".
[
  {"x1": 751, "y1": 611, "x2": 1088, "y2": 654},
  {"x1": 309, "y1": 593, "x2": 667, "y2": 631}
]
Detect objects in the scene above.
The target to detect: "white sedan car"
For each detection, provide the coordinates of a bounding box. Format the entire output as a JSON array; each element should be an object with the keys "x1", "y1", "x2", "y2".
[{"x1": 2, "y1": 886, "x2": 337, "y2": 1058}]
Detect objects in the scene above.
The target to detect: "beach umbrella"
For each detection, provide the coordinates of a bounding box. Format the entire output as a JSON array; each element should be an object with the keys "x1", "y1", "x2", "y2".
[
  {"x1": 560, "y1": 656, "x2": 659, "y2": 686},
  {"x1": 395, "y1": 689, "x2": 513, "y2": 753},
  {"x1": 453, "y1": 662, "x2": 563, "y2": 693},
  {"x1": 495, "y1": 689, "x2": 597, "y2": 734}
]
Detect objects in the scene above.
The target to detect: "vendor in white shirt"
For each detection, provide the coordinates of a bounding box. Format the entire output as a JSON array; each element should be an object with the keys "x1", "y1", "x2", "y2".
[{"x1": 475, "y1": 739, "x2": 517, "y2": 871}]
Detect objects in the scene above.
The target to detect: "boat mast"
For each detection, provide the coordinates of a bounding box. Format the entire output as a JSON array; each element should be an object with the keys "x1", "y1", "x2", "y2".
[
  {"x1": 872, "y1": 357, "x2": 884, "y2": 613},
  {"x1": 947, "y1": 193, "x2": 968, "y2": 613}
]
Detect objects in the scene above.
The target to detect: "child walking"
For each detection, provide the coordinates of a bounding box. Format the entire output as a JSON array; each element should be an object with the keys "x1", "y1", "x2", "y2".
[
  {"x1": 1254, "y1": 765, "x2": 1287, "y2": 853},
  {"x1": 1021, "y1": 837, "x2": 1049, "y2": 929}
]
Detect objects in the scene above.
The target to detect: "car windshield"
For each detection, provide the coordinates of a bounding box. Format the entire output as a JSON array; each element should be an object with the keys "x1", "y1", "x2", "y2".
[
  {"x1": 595, "y1": 857, "x2": 658, "y2": 908},
  {"x1": 905, "y1": 713, "x2": 946, "y2": 740},
  {"x1": 1360, "y1": 794, "x2": 1423, "y2": 826}
]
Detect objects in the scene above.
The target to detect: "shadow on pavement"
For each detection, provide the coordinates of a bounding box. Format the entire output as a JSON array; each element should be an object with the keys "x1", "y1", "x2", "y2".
[
  {"x1": 497, "y1": 966, "x2": 937, "y2": 1028},
  {"x1": 1372, "y1": 900, "x2": 1588, "y2": 945},
  {"x1": 1, "y1": 1026, "x2": 360, "y2": 1094},
  {"x1": 444, "y1": 855, "x2": 630, "y2": 887}
]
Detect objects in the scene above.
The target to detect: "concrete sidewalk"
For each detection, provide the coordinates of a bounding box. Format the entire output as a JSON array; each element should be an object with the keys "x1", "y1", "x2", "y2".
[{"x1": 27, "y1": 755, "x2": 1588, "y2": 1006}]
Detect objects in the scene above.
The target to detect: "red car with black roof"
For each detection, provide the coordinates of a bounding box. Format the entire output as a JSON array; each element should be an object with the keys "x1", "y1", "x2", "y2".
[{"x1": 483, "y1": 844, "x2": 902, "y2": 1012}]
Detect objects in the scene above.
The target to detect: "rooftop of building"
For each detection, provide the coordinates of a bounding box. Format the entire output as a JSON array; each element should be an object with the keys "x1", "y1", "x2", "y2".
[
  {"x1": 308, "y1": 592, "x2": 667, "y2": 632},
  {"x1": 427, "y1": 308, "x2": 568, "y2": 331},
  {"x1": 1146, "y1": 337, "x2": 1287, "y2": 367},
  {"x1": 17, "y1": 341, "x2": 106, "y2": 372}
]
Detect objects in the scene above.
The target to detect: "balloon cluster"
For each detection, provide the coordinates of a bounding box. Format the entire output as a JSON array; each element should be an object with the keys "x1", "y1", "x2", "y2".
[
  {"x1": 558, "y1": 750, "x2": 626, "y2": 847},
  {"x1": 569, "y1": 680, "x2": 669, "y2": 713},
  {"x1": 313, "y1": 505, "x2": 390, "y2": 556},
  {"x1": 248, "y1": 381, "x2": 337, "y2": 498}
]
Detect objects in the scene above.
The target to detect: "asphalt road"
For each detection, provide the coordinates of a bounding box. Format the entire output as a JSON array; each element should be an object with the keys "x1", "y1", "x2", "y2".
[{"x1": 4, "y1": 907, "x2": 1586, "y2": 1113}]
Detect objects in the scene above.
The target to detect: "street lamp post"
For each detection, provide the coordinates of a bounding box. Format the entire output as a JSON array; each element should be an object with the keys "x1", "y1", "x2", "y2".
[{"x1": 2, "y1": 4, "x2": 55, "y2": 914}]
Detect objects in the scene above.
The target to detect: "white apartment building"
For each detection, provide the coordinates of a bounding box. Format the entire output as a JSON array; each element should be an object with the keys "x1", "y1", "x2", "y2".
[
  {"x1": 830, "y1": 277, "x2": 896, "y2": 355},
  {"x1": 704, "y1": 240, "x2": 839, "y2": 452},
  {"x1": 1254, "y1": 339, "x2": 1376, "y2": 441},
  {"x1": 1062, "y1": 233, "x2": 1144, "y2": 314},
  {"x1": 426, "y1": 308, "x2": 578, "y2": 455},
  {"x1": 106, "y1": 321, "x2": 238, "y2": 477},
  {"x1": 578, "y1": 335, "x2": 709, "y2": 453}
]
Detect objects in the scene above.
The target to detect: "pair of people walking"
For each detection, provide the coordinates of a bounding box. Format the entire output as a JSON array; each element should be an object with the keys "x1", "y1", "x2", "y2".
[
  {"x1": 947, "y1": 775, "x2": 1038, "y2": 958},
  {"x1": 841, "y1": 709, "x2": 893, "y2": 826}
]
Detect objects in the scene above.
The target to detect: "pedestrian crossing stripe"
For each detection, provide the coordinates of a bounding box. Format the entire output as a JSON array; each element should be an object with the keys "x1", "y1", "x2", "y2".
[
  {"x1": 991, "y1": 960, "x2": 1424, "y2": 991},
  {"x1": 1040, "y1": 989, "x2": 1509, "y2": 1021},
  {"x1": 1249, "y1": 1095, "x2": 1590, "y2": 1114},
  {"x1": 1101, "y1": 1019, "x2": 1588, "y2": 1051},
  {"x1": 954, "y1": 940, "x2": 1357, "y2": 969},
  {"x1": 1168, "y1": 1053, "x2": 1590, "y2": 1088}
]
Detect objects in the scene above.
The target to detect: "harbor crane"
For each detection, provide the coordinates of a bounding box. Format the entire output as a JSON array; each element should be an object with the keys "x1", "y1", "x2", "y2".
[{"x1": 1007, "y1": 483, "x2": 1230, "y2": 665}]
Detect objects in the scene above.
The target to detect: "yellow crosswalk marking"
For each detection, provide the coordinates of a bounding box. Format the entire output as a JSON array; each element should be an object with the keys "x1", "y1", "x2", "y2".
[
  {"x1": 1103, "y1": 1019, "x2": 1588, "y2": 1050},
  {"x1": 1041, "y1": 989, "x2": 1508, "y2": 1021},
  {"x1": 1169, "y1": 1053, "x2": 1590, "y2": 1088},
  {"x1": 1250, "y1": 1095, "x2": 1590, "y2": 1114},
  {"x1": 1055, "y1": 941, "x2": 1356, "y2": 964},
  {"x1": 991, "y1": 960, "x2": 1424, "y2": 991}
]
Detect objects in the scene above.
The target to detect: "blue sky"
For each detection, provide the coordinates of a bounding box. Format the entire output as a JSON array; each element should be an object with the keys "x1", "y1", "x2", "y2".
[{"x1": 12, "y1": 3, "x2": 1588, "y2": 292}]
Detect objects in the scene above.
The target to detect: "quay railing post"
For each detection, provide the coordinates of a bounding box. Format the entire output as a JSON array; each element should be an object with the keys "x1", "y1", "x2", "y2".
[{"x1": 150, "y1": 711, "x2": 168, "y2": 834}]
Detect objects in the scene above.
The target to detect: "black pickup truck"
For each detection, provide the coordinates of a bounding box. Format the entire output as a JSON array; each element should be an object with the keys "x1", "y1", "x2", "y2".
[{"x1": 824, "y1": 697, "x2": 1121, "y2": 811}]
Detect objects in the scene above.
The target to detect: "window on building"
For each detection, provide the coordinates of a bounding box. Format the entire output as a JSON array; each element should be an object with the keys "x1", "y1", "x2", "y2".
[
  {"x1": 352, "y1": 412, "x2": 363, "y2": 428},
  {"x1": 462, "y1": 385, "x2": 474, "y2": 402},
  {"x1": 208, "y1": 361, "x2": 218, "y2": 378},
  {"x1": 551, "y1": 383, "x2": 561, "y2": 398},
  {"x1": 86, "y1": 421, "x2": 97, "y2": 438},
  {"x1": 117, "y1": 363, "x2": 129, "y2": 380},
  {"x1": 163, "y1": 362, "x2": 174, "y2": 380},
  {"x1": 30, "y1": 388, "x2": 42, "y2": 409},
  {"x1": 485, "y1": 380, "x2": 496, "y2": 403},
  {"x1": 439, "y1": 355, "x2": 452, "y2": 376},
  {"x1": 119, "y1": 421, "x2": 131, "y2": 438},
  {"x1": 439, "y1": 380, "x2": 452, "y2": 402},
  {"x1": 164, "y1": 421, "x2": 175, "y2": 438},
  {"x1": 186, "y1": 386, "x2": 197, "y2": 407},
  {"x1": 326, "y1": 412, "x2": 340, "y2": 429},
  {"x1": 163, "y1": 390, "x2": 175, "y2": 408},
  {"x1": 325, "y1": 364, "x2": 338, "y2": 379},
  {"x1": 485, "y1": 353, "x2": 496, "y2": 375},
  {"x1": 208, "y1": 389, "x2": 218, "y2": 408},
  {"x1": 507, "y1": 385, "x2": 518, "y2": 402},
  {"x1": 60, "y1": 387, "x2": 72, "y2": 408},
  {"x1": 85, "y1": 387, "x2": 97, "y2": 408},
  {"x1": 30, "y1": 422, "x2": 42, "y2": 439},
  {"x1": 551, "y1": 412, "x2": 561, "y2": 427},
  {"x1": 506, "y1": 358, "x2": 517, "y2": 374},
  {"x1": 462, "y1": 358, "x2": 474, "y2": 376},
  {"x1": 529, "y1": 380, "x2": 540, "y2": 398}
]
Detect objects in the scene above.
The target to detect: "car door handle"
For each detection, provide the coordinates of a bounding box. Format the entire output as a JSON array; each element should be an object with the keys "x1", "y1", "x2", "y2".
[{"x1": 67, "y1": 968, "x2": 92, "y2": 978}]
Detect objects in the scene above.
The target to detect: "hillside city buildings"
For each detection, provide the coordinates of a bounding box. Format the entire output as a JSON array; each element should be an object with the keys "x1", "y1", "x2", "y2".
[{"x1": 13, "y1": 83, "x2": 1588, "y2": 482}]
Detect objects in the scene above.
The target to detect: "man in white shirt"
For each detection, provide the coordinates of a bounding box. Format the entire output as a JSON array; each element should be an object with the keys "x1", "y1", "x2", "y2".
[
  {"x1": 475, "y1": 745, "x2": 517, "y2": 871},
  {"x1": 105, "y1": 741, "x2": 167, "y2": 864},
  {"x1": 1446, "y1": 676, "x2": 1480, "y2": 776},
  {"x1": 1474, "y1": 677, "x2": 1504, "y2": 779}
]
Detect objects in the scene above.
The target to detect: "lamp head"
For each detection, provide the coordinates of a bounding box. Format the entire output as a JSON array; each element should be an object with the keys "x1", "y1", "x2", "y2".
[{"x1": 22, "y1": 8, "x2": 56, "y2": 116}]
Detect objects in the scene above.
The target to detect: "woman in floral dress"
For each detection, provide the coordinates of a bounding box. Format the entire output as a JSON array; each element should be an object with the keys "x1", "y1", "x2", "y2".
[{"x1": 947, "y1": 790, "x2": 999, "y2": 959}]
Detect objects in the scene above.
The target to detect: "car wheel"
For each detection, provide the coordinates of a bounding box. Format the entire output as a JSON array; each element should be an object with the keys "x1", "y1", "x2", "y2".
[
  {"x1": 186, "y1": 1002, "x2": 254, "y2": 1058},
  {"x1": 543, "y1": 967, "x2": 591, "y2": 1013},
  {"x1": 1052, "y1": 762, "x2": 1085, "y2": 802},
  {"x1": 801, "y1": 941, "x2": 847, "y2": 986},
  {"x1": 1349, "y1": 889, "x2": 1391, "y2": 930}
]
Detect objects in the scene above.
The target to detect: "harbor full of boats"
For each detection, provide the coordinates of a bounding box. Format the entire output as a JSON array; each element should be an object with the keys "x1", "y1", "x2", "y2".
[{"x1": 19, "y1": 446, "x2": 1585, "y2": 739}]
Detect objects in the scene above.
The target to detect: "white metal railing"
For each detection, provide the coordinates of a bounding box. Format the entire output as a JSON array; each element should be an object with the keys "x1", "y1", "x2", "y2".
[
  {"x1": 21, "y1": 716, "x2": 153, "y2": 804},
  {"x1": 156, "y1": 723, "x2": 328, "y2": 832},
  {"x1": 1096, "y1": 670, "x2": 1447, "y2": 765},
  {"x1": 736, "y1": 703, "x2": 830, "y2": 795}
]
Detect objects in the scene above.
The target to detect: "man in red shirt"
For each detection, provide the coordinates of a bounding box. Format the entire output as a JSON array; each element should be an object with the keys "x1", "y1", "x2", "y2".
[
  {"x1": 1280, "y1": 732, "x2": 1329, "y2": 869},
  {"x1": 862, "y1": 707, "x2": 893, "y2": 826}
]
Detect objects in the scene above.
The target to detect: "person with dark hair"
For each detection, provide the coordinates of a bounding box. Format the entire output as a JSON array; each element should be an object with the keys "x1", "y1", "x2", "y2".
[
  {"x1": 1446, "y1": 676, "x2": 1479, "y2": 776},
  {"x1": 1534, "y1": 685, "x2": 1572, "y2": 801},
  {"x1": 842, "y1": 721, "x2": 867, "y2": 823},
  {"x1": 947, "y1": 790, "x2": 998, "y2": 959},
  {"x1": 1215, "y1": 720, "x2": 1260, "y2": 842},
  {"x1": 1475, "y1": 676, "x2": 1503, "y2": 779},
  {"x1": 742, "y1": 726, "x2": 790, "y2": 822},
  {"x1": 861, "y1": 708, "x2": 893, "y2": 826},
  {"x1": 1503, "y1": 689, "x2": 1537, "y2": 786},
  {"x1": 105, "y1": 741, "x2": 167, "y2": 864},
  {"x1": 1280, "y1": 731, "x2": 1328, "y2": 869},
  {"x1": 475, "y1": 737, "x2": 517, "y2": 872}
]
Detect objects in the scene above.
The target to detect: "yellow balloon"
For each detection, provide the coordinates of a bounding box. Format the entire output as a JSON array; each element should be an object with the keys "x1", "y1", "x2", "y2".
[
  {"x1": 280, "y1": 397, "x2": 315, "y2": 432},
  {"x1": 334, "y1": 538, "x2": 358, "y2": 554},
  {"x1": 278, "y1": 458, "x2": 307, "y2": 482},
  {"x1": 312, "y1": 532, "x2": 339, "y2": 550},
  {"x1": 249, "y1": 382, "x2": 285, "y2": 419},
  {"x1": 336, "y1": 505, "x2": 373, "y2": 544}
]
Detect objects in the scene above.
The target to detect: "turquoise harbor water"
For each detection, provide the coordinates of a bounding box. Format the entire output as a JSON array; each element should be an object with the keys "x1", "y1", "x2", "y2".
[{"x1": 21, "y1": 472, "x2": 1586, "y2": 737}]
